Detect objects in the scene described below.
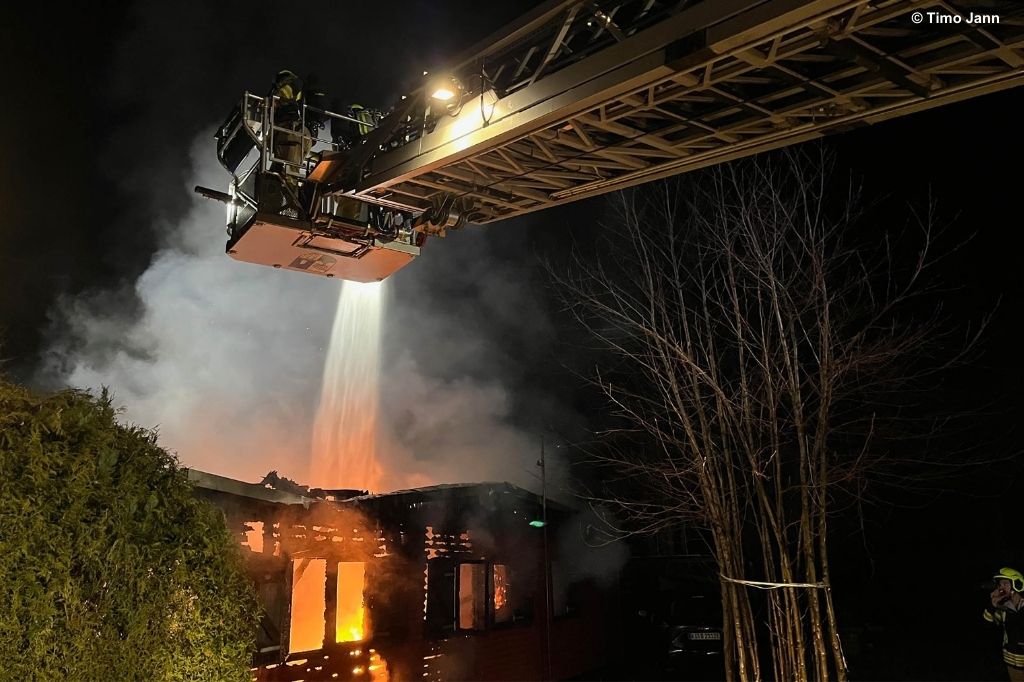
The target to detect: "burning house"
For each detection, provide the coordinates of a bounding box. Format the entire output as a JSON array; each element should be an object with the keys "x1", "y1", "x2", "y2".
[{"x1": 190, "y1": 470, "x2": 618, "y2": 681}]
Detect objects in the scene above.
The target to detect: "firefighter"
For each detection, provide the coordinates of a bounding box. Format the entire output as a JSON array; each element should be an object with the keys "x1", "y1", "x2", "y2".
[
  {"x1": 330, "y1": 100, "x2": 376, "y2": 148},
  {"x1": 271, "y1": 69, "x2": 302, "y2": 102},
  {"x1": 303, "y1": 71, "x2": 327, "y2": 135},
  {"x1": 269, "y1": 70, "x2": 307, "y2": 169},
  {"x1": 985, "y1": 567, "x2": 1024, "y2": 681}
]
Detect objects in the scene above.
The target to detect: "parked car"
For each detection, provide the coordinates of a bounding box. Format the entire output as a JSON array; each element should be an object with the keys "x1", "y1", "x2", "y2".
[
  {"x1": 665, "y1": 592, "x2": 723, "y2": 662},
  {"x1": 621, "y1": 556, "x2": 724, "y2": 679}
]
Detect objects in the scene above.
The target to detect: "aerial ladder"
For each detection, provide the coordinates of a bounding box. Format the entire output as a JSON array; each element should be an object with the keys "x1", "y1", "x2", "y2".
[{"x1": 197, "y1": 0, "x2": 1024, "y2": 282}]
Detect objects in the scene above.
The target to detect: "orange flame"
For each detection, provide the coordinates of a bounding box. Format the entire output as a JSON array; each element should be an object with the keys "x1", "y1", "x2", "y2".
[
  {"x1": 289, "y1": 559, "x2": 327, "y2": 653},
  {"x1": 493, "y1": 564, "x2": 512, "y2": 624},
  {"x1": 369, "y1": 649, "x2": 389, "y2": 682},
  {"x1": 244, "y1": 520, "x2": 264, "y2": 553},
  {"x1": 494, "y1": 566, "x2": 508, "y2": 611},
  {"x1": 337, "y1": 562, "x2": 366, "y2": 642}
]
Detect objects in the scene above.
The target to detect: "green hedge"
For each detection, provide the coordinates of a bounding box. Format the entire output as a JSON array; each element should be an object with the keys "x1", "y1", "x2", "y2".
[{"x1": 0, "y1": 380, "x2": 259, "y2": 681}]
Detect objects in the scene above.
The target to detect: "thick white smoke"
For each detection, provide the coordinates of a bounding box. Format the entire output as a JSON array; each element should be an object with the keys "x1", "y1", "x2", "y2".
[
  {"x1": 44, "y1": 135, "x2": 568, "y2": 494},
  {"x1": 45, "y1": 136, "x2": 337, "y2": 481}
]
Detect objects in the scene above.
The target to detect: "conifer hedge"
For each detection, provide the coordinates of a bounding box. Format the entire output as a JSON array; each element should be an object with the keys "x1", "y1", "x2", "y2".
[{"x1": 0, "y1": 380, "x2": 259, "y2": 681}]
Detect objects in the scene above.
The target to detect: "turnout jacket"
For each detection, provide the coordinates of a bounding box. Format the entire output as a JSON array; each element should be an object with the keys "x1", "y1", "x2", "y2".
[{"x1": 985, "y1": 602, "x2": 1024, "y2": 669}]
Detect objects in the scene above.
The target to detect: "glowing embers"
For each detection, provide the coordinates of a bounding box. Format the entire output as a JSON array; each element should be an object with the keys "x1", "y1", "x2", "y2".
[
  {"x1": 337, "y1": 562, "x2": 367, "y2": 642},
  {"x1": 289, "y1": 559, "x2": 328, "y2": 653},
  {"x1": 368, "y1": 649, "x2": 389, "y2": 682},
  {"x1": 458, "y1": 563, "x2": 487, "y2": 630}
]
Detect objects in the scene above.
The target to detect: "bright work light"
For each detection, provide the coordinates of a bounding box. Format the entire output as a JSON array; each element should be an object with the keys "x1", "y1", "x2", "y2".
[{"x1": 431, "y1": 86, "x2": 456, "y2": 101}]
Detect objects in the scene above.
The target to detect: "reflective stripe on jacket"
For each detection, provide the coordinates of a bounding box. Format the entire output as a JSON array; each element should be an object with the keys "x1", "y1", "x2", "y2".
[
  {"x1": 350, "y1": 105, "x2": 374, "y2": 136},
  {"x1": 986, "y1": 604, "x2": 1024, "y2": 669}
]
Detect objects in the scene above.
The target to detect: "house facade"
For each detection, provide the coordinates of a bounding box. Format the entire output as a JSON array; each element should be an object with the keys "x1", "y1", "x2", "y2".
[{"x1": 190, "y1": 471, "x2": 617, "y2": 681}]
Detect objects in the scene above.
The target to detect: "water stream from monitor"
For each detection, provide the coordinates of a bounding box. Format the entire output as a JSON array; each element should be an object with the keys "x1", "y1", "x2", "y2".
[{"x1": 310, "y1": 281, "x2": 385, "y2": 491}]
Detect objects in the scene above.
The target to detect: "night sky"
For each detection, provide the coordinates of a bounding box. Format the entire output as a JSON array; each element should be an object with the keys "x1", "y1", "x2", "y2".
[{"x1": 3, "y1": 2, "x2": 1024, "y2": 679}]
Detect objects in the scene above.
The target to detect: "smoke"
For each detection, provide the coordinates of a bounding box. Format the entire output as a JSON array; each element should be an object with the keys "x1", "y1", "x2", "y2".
[
  {"x1": 35, "y1": 0, "x2": 586, "y2": 494},
  {"x1": 41, "y1": 131, "x2": 578, "y2": 493},
  {"x1": 376, "y1": 350, "x2": 540, "y2": 490},
  {"x1": 375, "y1": 225, "x2": 577, "y2": 494},
  {"x1": 42, "y1": 137, "x2": 338, "y2": 481},
  {"x1": 554, "y1": 508, "x2": 630, "y2": 589}
]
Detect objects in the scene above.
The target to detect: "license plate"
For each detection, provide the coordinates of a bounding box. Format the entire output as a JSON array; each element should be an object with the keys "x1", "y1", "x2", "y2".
[{"x1": 688, "y1": 632, "x2": 721, "y2": 641}]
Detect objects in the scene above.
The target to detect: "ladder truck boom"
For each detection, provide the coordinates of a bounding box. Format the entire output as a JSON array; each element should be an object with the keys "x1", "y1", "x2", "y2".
[{"x1": 197, "y1": 0, "x2": 1024, "y2": 282}]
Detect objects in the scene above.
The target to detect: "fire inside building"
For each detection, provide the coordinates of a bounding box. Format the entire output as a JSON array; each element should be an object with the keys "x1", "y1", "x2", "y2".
[{"x1": 190, "y1": 470, "x2": 618, "y2": 681}]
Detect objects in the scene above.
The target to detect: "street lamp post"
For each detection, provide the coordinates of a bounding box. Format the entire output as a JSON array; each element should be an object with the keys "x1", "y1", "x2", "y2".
[{"x1": 540, "y1": 435, "x2": 552, "y2": 681}]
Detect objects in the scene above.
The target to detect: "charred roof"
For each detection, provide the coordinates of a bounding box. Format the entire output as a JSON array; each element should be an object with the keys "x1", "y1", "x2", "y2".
[{"x1": 188, "y1": 469, "x2": 574, "y2": 513}]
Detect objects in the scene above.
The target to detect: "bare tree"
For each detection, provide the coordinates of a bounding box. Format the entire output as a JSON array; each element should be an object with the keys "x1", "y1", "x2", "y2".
[{"x1": 553, "y1": 149, "x2": 976, "y2": 681}]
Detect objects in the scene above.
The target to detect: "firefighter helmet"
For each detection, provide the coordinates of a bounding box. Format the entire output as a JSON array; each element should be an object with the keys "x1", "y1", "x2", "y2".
[{"x1": 993, "y1": 567, "x2": 1024, "y2": 593}]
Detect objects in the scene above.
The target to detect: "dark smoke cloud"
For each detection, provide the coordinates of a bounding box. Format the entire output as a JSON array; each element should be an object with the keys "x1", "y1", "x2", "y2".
[{"x1": 378, "y1": 223, "x2": 578, "y2": 491}]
